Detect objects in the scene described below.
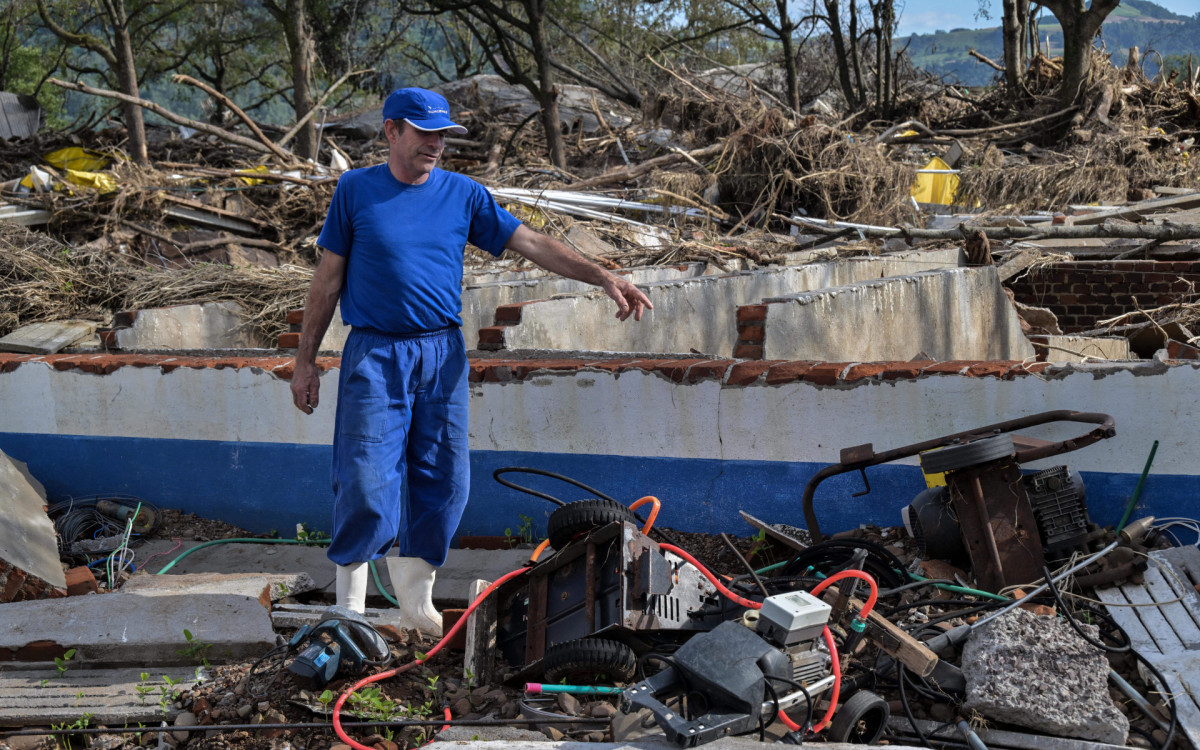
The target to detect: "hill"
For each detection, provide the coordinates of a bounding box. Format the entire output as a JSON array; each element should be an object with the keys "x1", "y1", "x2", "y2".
[{"x1": 904, "y1": 0, "x2": 1198, "y2": 86}]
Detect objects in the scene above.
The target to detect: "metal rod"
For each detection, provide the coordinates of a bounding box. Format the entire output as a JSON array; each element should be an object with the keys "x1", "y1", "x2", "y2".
[
  {"x1": 971, "y1": 474, "x2": 1007, "y2": 589},
  {"x1": 1117, "y1": 440, "x2": 1158, "y2": 532}
]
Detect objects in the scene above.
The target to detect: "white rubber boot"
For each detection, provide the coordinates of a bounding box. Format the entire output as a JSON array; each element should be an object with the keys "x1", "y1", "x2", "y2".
[
  {"x1": 336, "y1": 562, "x2": 368, "y2": 614},
  {"x1": 385, "y1": 556, "x2": 442, "y2": 634}
]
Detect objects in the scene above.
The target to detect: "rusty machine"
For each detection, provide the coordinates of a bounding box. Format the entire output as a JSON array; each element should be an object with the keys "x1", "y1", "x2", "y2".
[{"x1": 802, "y1": 410, "x2": 1117, "y2": 592}]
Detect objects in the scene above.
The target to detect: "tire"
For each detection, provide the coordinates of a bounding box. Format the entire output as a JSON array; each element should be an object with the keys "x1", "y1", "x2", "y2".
[
  {"x1": 547, "y1": 498, "x2": 637, "y2": 550},
  {"x1": 826, "y1": 690, "x2": 890, "y2": 744},
  {"x1": 919, "y1": 434, "x2": 1015, "y2": 474},
  {"x1": 541, "y1": 638, "x2": 637, "y2": 685}
]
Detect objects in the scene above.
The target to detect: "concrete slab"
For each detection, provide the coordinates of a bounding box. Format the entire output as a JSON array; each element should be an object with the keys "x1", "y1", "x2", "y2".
[
  {"x1": 0, "y1": 320, "x2": 97, "y2": 354},
  {"x1": 134, "y1": 539, "x2": 531, "y2": 608},
  {"x1": 0, "y1": 592, "x2": 277, "y2": 666},
  {"x1": 492, "y1": 252, "x2": 963, "y2": 356},
  {"x1": 1029, "y1": 335, "x2": 1132, "y2": 363},
  {"x1": 119, "y1": 571, "x2": 319, "y2": 604},
  {"x1": 0, "y1": 449, "x2": 66, "y2": 601},
  {"x1": 762, "y1": 267, "x2": 1035, "y2": 362},
  {"x1": 0, "y1": 663, "x2": 198, "y2": 726},
  {"x1": 112, "y1": 302, "x2": 267, "y2": 350}
]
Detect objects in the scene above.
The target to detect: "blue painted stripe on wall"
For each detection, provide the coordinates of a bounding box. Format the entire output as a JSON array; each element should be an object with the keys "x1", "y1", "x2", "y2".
[{"x1": 0, "y1": 432, "x2": 1187, "y2": 539}]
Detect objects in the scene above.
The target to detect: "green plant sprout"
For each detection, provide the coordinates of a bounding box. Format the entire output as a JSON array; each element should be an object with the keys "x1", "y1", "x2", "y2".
[
  {"x1": 178, "y1": 629, "x2": 213, "y2": 667},
  {"x1": 54, "y1": 649, "x2": 77, "y2": 678},
  {"x1": 134, "y1": 673, "x2": 154, "y2": 705}
]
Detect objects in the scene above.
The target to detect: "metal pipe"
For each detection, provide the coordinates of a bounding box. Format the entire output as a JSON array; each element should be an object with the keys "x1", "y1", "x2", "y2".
[
  {"x1": 971, "y1": 540, "x2": 1119, "y2": 630},
  {"x1": 1109, "y1": 669, "x2": 1170, "y2": 734},
  {"x1": 957, "y1": 720, "x2": 991, "y2": 750}
]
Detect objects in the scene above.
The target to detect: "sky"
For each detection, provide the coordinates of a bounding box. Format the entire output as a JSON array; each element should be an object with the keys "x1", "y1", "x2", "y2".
[{"x1": 894, "y1": 0, "x2": 1200, "y2": 37}]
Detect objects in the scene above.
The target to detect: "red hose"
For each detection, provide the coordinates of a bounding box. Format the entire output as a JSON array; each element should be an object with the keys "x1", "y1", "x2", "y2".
[
  {"x1": 333, "y1": 566, "x2": 530, "y2": 749},
  {"x1": 808, "y1": 569, "x2": 879, "y2": 619},
  {"x1": 776, "y1": 625, "x2": 840, "y2": 734}
]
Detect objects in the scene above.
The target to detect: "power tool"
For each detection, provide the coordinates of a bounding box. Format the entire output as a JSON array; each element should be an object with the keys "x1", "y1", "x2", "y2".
[{"x1": 285, "y1": 606, "x2": 392, "y2": 689}]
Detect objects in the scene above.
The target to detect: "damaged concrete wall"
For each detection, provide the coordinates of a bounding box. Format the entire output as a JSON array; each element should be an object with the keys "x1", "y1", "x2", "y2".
[
  {"x1": 0, "y1": 352, "x2": 1196, "y2": 539},
  {"x1": 0, "y1": 450, "x2": 66, "y2": 600},
  {"x1": 489, "y1": 250, "x2": 963, "y2": 356},
  {"x1": 106, "y1": 302, "x2": 269, "y2": 350},
  {"x1": 760, "y1": 267, "x2": 1035, "y2": 362}
]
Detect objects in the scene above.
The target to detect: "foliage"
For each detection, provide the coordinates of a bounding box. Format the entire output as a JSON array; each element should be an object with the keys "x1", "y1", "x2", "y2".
[
  {"x1": 54, "y1": 648, "x2": 77, "y2": 678},
  {"x1": 178, "y1": 628, "x2": 213, "y2": 668}
]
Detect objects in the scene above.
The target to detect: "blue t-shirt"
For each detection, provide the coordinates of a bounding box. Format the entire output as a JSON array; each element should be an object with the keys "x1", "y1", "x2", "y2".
[{"x1": 317, "y1": 165, "x2": 522, "y2": 334}]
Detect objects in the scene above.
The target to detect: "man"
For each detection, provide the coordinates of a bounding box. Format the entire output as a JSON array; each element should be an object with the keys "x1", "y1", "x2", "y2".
[{"x1": 290, "y1": 87, "x2": 653, "y2": 629}]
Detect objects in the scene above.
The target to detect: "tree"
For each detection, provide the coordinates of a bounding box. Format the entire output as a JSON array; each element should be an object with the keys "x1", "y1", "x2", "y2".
[
  {"x1": 719, "y1": 0, "x2": 816, "y2": 111},
  {"x1": 813, "y1": 0, "x2": 899, "y2": 115},
  {"x1": 1037, "y1": 0, "x2": 1120, "y2": 105},
  {"x1": 263, "y1": 0, "x2": 318, "y2": 161},
  {"x1": 1000, "y1": 0, "x2": 1031, "y2": 100},
  {"x1": 36, "y1": 0, "x2": 189, "y2": 163},
  {"x1": 0, "y1": 0, "x2": 68, "y2": 123}
]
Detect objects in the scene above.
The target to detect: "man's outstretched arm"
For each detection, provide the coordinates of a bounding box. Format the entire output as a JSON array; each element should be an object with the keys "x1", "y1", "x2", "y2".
[
  {"x1": 290, "y1": 250, "x2": 346, "y2": 414},
  {"x1": 503, "y1": 224, "x2": 653, "y2": 321}
]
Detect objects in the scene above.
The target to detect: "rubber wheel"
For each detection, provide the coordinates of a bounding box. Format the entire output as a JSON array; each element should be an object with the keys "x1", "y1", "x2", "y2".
[
  {"x1": 541, "y1": 638, "x2": 637, "y2": 684},
  {"x1": 919, "y1": 434, "x2": 1015, "y2": 474},
  {"x1": 547, "y1": 498, "x2": 637, "y2": 550},
  {"x1": 826, "y1": 690, "x2": 890, "y2": 744}
]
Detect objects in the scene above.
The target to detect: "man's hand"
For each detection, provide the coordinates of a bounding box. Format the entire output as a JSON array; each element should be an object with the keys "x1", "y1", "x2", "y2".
[
  {"x1": 291, "y1": 360, "x2": 321, "y2": 414},
  {"x1": 504, "y1": 224, "x2": 654, "y2": 321},
  {"x1": 602, "y1": 275, "x2": 654, "y2": 321}
]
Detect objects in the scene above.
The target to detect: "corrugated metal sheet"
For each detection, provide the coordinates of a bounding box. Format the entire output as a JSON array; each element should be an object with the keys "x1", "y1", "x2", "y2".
[{"x1": 0, "y1": 91, "x2": 42, "y2": 140}]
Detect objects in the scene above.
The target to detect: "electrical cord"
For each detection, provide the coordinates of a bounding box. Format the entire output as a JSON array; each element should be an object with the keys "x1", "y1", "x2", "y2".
[
  {"x1": 1040, "y1": 565, "x2": 1132, "y2": 653},
  {"x1": 763, "y1": 673, "x2": 814, "y2": 731}
]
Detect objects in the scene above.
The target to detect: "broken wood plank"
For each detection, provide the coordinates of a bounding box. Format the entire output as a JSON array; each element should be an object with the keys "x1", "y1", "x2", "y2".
[
  {"x1": 1034, "y1": 192, "x2": 1200, "y2": 227},
  {"x1": 0, "y1": 320, "x2": 97, "y2": 354},
  {"x1": 817, "y1": 589, "x2": 938, "y2": 677},
  {"x1": 739, "y1": 510, "x2": 808, "y2": 554},
  {"x1": 463, "y1": 578, "x2": 497, "y2": 686}
]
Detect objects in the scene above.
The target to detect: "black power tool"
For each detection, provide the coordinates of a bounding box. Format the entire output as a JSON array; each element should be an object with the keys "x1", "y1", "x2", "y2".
[{"x1": 286, "y1": 606, "x2": 392, "y2": 689}]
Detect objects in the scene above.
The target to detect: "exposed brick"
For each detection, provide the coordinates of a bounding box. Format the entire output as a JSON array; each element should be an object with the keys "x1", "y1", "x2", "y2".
[
  {"x1": 965, "y1": 362, "x2": 1018, "y2": 378},
  {"x1": 685, "y1": 360, "x2": 734, "y2": 383},
  {"x1": 277, "y1": 332, "x2": 301, "y2": 349},
  {"x1": 98, "y1": 329, "x2": 120, "y2": 349},
  {"x1": 1, "y1": 565, "x2": 28, "y2": 603},
  {"x1": 653, "y1": 359, "x2": 714, "y2": 383},
  {"x1": 513, "y1": 359, "x2": 587, "y2": 379},
  {"x1": 494, "y1": 302, "x2": 538, "y2": 323},
  {"x1": 726, "y1": 361, "x2": 772, "y2": 386},
  {"x1": 800, "y1": 363, "x2": 849, "y2": 386},
  {"x1": 1167, "y1": 340, "x2": 1200, "y2": 360},
  {"x1": 764, "y1": 361, "x2": 816, "y2": 385},
  {"x1": 579, "y1": 359, "x2": 642, "y2": 374},
  {"x1": 736, "y1": 305, "x2": 768, "y2": 323},
  {"x1": 286, "y1": 309, "x2": 305, "y2": 325},
  {"x1": 14, "y1": 640, "x2": 69, "y2": 662},
  {"x1": 64, "y1": 566, "x2": 99, "y2": 597},
  {"x1": 468, "y1": 362, "x2": 488, "y2": 382},
  {"x1": 477, "y1": 327, "x2": 506, "y2": 345},
  {"x1": 113, "y1": 310, "x2": 138, "y2": 327},
  {"x1": 922, "y1": 361, "x2": 973, "y2": 375},
  {"x1": 0, "y1": 358, "x2": 20, "y2": 373},
  {"x1": 52, "y1": 356, "x2": 83, "y2": 371},
  {"x1": 733, "y1": 344, "x2": 763, "y2": 360},
  {"x1": 880, "y1": 363, "x2": 927, "y2": 380},
  {"x1": 482, "y1": 365, "x2": 514, "y2": 383},
  {"x1": 738, "y1": 325, "x2": 765, "y2": 342},
  {"x1": 842, "y1": 363, "x2": 888, "y2": 382}
]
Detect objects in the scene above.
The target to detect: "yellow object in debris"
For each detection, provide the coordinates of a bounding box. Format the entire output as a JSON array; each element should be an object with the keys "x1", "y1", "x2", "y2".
[
  {"x1": 923, "y1": 468, "x2": 947, "y2": 488},
  {"x1": 65, "y1": 168, "x2": 118, "y2": 193},
  {"x1": 235, "y1": 165, "x2": 272, "y2": 186},
  {"x1": 43, "y1": 146, "x2": 112, "y2": 172},
  {"x1": 909, "y1": 155, "x2": 960, "y2": 206},
  {"x1": 505, "y1": 202, "x2": 548, "y2": 229}
]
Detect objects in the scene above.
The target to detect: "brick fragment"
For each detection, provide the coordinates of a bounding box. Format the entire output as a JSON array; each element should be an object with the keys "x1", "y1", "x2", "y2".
[
  {"x1": 733, "y1": 344, "x2": 763, "y2": 360},
  {"x1": 286, "y1": 309, "x2": 305, "y2": 325},
  {"x1": 64, "y1": 567, "x2": 99, "y2": 596},
  {"x1": 736, "y1": 305, "x2": 768, "y2": 323},
  {"x1": 277, "y1": 332, "x2": 301, "y2": 349},
  {"x1": 842, "y1": 363, "x2": 887, "y2": 382},
  {"x1": 800, "y1": 362, "x2": 848, "y2": 386},
  {"x1": 764, "y1": 361, "x2": 815, "y2": 385},
  {"x1": 726, "y1": 361, "x2": 772, "y2": 386},
  {"x1": 737, "y1": 325, "x2": 765, "y2": 342},
  {"x1": 685, "y1": 360, "x2": 734, "y2": 383}
]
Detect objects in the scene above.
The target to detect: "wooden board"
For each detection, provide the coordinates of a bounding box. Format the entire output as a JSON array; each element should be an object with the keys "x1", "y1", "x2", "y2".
[
  {"x1": 1094, "y1": 547, "x2": 1200, "y2": 750},
  {"x1": 0, "y1": 664, "x2": 197, "y2": 726},
  {"x1": 0, "y1": 320, "x2": 97, "y2": 354},
  {"x1": 1032, "y1": 192, "x2": 1200, "y2": 226},
  {"x1": 738, "y1": 511, "x2": 809, "y2": 554}
]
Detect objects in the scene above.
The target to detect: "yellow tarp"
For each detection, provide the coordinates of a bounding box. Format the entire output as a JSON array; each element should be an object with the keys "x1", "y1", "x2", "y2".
[
  {"x1": 65, "y1": 169, "x2": 118, "y2": 194},
  {"x1": 235, "y1": 166, "x2": 272, "y2": 186},
  {"x1": 43, "y1": 147, "x2": 112, "y2": 172},
  {"x1": 910, "y1": 155, "x2": 959, "y2": 206}
]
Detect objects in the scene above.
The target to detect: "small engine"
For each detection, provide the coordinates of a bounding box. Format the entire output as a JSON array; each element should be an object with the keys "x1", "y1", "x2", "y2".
[{"x1": 619, "y1": 592, "x2": 832, "y2": 747}]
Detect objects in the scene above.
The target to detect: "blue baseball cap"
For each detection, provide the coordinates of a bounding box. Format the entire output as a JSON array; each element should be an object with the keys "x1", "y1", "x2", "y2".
[{"x1": 382, "y1": 88, "x2": 467, "y2": 135}]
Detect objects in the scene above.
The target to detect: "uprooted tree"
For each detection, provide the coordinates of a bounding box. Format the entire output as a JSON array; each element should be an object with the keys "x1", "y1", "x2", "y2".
[{"x1": 1000, "y1": 0, "x2": 1121, "y2": 106}]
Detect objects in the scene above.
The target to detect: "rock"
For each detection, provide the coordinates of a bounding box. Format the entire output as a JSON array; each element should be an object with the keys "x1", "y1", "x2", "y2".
[
  {"x1": 172, "y1": 711, "x2": 198, "y2": 741},
  {"x1": 556, "y1": 692, "x2": 582, "y2": 715},
  {"x1": 589, "y1": 701, "x2": 617, "y2": 718},
  {"x1": 928, "y1": 702, "x2": 955, "y2": 722},
  {"x1": 453, "y1": 698, "x2": 472, "y2": 717},
  {"x1": 541, "y1": 727, "x2": 564, "y2": 741},
  {"x1": 962, "y1": 608, "x2": 1128, "y2": 744},
  {"x1": 237, "y1": 702, "x2": 253, "y2": 718},
  {"x1": 584, "y1": 731, "x2": 608, "y2": 742}
]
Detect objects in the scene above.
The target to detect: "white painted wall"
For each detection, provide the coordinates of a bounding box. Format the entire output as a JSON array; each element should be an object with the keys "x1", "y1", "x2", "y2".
[{"x1": 115, "y1": 302, "x2": 268, "y2": 350}]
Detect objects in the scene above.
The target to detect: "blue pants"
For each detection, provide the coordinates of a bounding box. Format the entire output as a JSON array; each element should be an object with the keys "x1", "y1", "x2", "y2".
[{"x1": 326, "y1": 326, "x2": 470, "y2": 567}]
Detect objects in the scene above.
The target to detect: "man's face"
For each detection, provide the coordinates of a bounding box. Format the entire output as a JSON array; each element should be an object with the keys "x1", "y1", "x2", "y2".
[{"x1": 386, "y1": 119, "x2": 445, "y2": 183}]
